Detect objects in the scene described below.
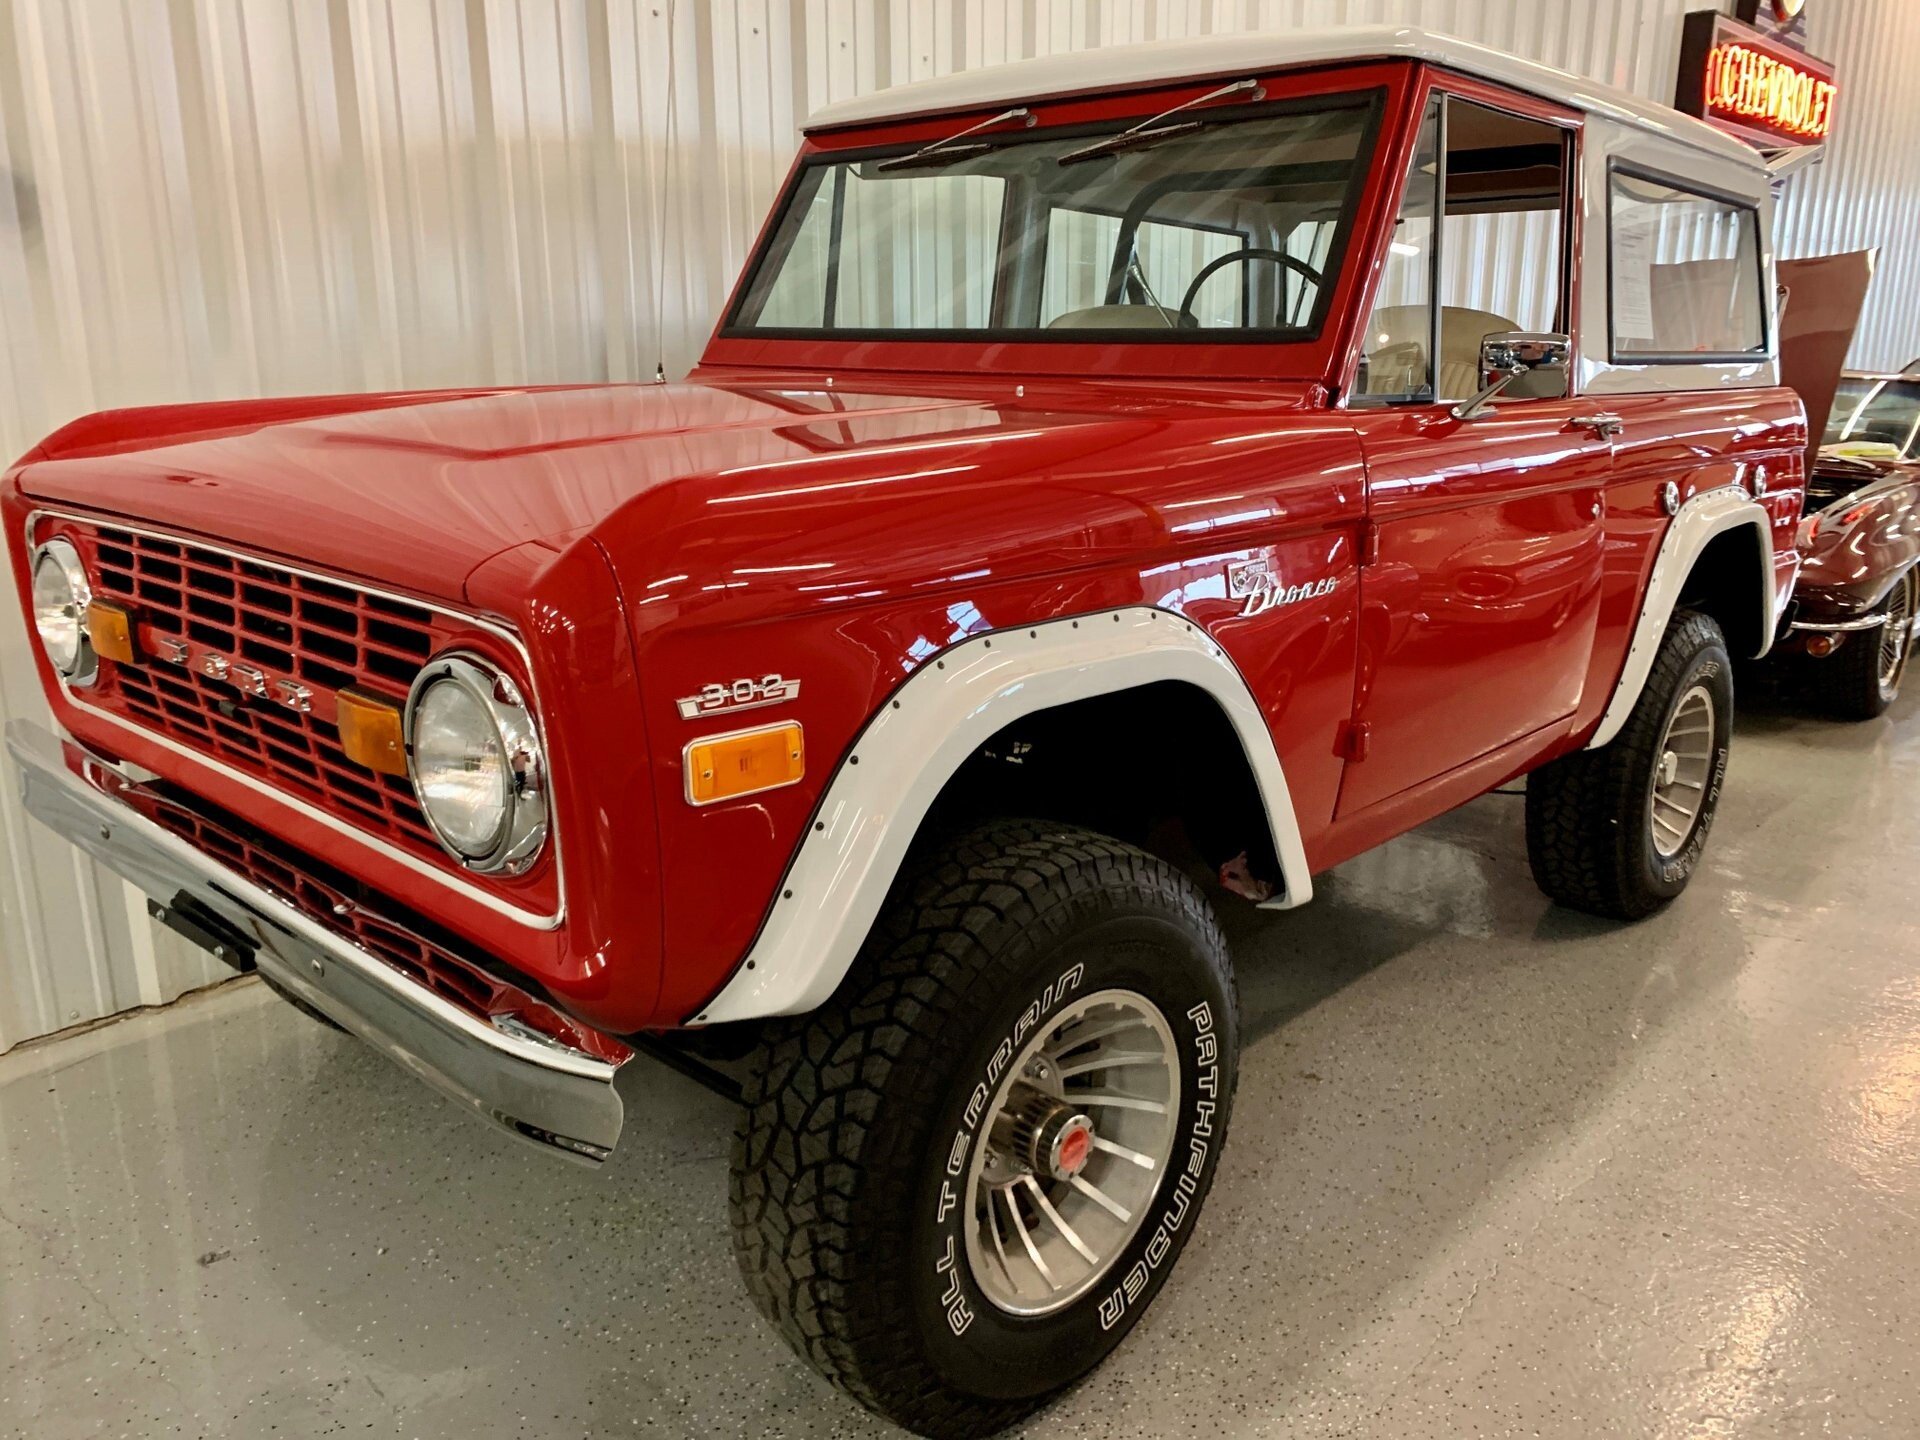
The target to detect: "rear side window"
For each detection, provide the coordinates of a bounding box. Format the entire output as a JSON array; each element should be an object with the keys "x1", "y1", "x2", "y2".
[{"x1": 1609, "y1": 169, "x2": 1766, "y2": 361}]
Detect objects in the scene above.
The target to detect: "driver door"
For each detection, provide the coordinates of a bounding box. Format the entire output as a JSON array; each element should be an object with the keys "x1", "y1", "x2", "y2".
[{"x1": 1337, "y1": 85, "x2": 1609, "y2": 817}]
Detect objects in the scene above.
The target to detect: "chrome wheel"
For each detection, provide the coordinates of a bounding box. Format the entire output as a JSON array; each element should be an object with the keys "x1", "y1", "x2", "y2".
[
  {"x1": 1878, "y1": 574, "x2": 1916, "y2": 693},
  {"x1": 963, "y1": 989, "x2": 1179, "y2": 1317},
  {"x1": 1650, "y1": 685, "x2": 1715, "y2": 861}
]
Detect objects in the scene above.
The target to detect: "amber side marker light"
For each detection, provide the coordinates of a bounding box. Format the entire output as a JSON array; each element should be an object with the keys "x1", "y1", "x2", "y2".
[
  {"x1": 337, "y1": 689, "x2": 409, "y2": 776},
  {"x1": 685, "y1": 722, "x2": 804, "y2": 806},
  {"x1": 84, "y1": 600, "x2": 137, "y2": 664}
]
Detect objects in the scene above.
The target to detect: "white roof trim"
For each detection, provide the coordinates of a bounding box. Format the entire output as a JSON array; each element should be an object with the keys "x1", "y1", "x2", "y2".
[{"x1": 805, "y1": 24, "x2": 1765, "y2": 172}]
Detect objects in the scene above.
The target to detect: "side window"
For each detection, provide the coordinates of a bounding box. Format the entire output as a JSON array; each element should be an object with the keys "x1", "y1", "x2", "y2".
[
  {"x1": 1436, "y1": 99, "x2": 1567, "y2": 399},
  {"x1": 1357, "y1": 98, "x2": 1440, "y2": 400},
  {"x1": 1040, "y1": 210, "x2": 1246, "y2": 328},
  {"x1": 1609, "y1": 171, "x2": 1765, "y2": 359},
  {"x1": 1357, "y1": 94, "x2": 1571, "y2": 403}
]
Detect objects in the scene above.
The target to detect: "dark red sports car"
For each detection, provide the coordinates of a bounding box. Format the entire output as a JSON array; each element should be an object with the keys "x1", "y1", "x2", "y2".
[{"x1": 1778, "y1": 371, "x2": 1920, "y2": 717}]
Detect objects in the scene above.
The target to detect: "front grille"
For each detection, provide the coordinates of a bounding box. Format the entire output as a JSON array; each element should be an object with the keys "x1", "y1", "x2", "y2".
[
  {"x1": 78, "y1": 522, "x2": 441, "y2": 846},
  {"x1": 48, "y1": 517, "x2": 549, "y2": 899},
  {"x1": 96, "y1": 526, "x2": 437, "y2": 692}
]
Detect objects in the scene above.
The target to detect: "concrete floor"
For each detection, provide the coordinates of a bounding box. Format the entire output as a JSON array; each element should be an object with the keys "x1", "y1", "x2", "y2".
[{"x1": 3, "y1": 685, "x2": 1918, "y2": 1440}]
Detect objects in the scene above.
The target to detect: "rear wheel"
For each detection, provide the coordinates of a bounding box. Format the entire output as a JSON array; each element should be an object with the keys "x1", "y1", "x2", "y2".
[
  {"x1": 1526, "y1": 610, "x2": 1733, "y2": 920},
  {"x1": 730, "y1": 820, "x2": 1237, "y2": 1438},
  {"x1": 1815, "y1": 570, "x2": 1917, "y2": 720}
]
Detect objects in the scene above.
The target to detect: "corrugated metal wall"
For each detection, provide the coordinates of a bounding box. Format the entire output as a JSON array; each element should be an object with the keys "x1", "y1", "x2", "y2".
[
  {"x1": 1774, "y1": 1, "x2": 1920, "y2": 371},
  {"x1": 1, "y1": 0, "x2": 1915, "y2": 1049}
]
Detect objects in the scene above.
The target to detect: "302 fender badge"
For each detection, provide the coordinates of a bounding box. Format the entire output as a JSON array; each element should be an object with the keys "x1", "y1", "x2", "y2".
[
  {"x1": 1227, "y1": 557, "x2": 1337, "y2": 618},
  {"x1": 676, "y1": 674, "x2": 801, "y2": 720}
]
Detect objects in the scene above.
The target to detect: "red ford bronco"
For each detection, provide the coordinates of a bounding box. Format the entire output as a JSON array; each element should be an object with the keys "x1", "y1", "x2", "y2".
[{"x1": 7, "y1": 27, "x2": 1806, "y2": 1438}]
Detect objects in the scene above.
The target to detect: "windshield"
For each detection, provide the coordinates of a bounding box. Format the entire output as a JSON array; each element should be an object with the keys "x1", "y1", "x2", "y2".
[
  {"x1": 727, "y1": 94, "x2": 1380, "y2": 341},
  {"x1": 1825, "y1": 377, "x2": 1920, "y2": 455}
]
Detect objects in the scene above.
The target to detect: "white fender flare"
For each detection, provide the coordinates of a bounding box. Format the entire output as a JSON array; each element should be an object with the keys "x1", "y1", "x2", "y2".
[
  {"x1": 1588, "y1": 486, "x2": 1778, "y2": 751},
  {"x1": 691, "y1": 607, "x2": 1312, "y2": 1024}
]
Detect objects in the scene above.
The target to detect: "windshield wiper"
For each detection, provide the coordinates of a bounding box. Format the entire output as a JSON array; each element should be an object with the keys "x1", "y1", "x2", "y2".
[
  {"x1": 1058, "y1": 77, "x2": 1264, "y2": 165},
  {"x1": 875, "y1": 107, "x2": 1035, "y2": 172}
]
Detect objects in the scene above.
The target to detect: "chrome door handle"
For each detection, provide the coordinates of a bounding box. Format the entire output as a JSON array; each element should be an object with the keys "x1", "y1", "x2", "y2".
[{"x1": 1571, "y1": 412, "x2": 1625, "y2": 440}]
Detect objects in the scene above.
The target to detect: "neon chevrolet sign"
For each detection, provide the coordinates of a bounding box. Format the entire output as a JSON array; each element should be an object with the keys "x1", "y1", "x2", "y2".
[
  {"x1": 1677, "y1": 12, "x2": 1838, "y2": 149},
  {"x1": 1706, "y1": 39, "x2": 1835, "y2": 140}
]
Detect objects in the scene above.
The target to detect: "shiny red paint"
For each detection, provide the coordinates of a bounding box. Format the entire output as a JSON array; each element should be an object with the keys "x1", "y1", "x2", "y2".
[
  {"x1": 1339, "y1": 400, "x2": 1612, "y2": 815},
  {"x1": 595, "y1": 379, "x2": 1369, "y2": 1022},
  {"x1": 1603, "y1": 389, "x2": 1809, "y2": 641},
  {"x1": 2, "y1": 55, "x2": 1808, "y2": 1037},
  {"x1": 1305, "y1": 391, "x2": 1807, "y2": 879},
  {"x1": 1792, "y1": 452, "x2": 1920, "y2": 621}
]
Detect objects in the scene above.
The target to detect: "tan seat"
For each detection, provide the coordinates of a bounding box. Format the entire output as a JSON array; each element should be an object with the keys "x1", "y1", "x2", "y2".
[
  {"x1": 1369, "y1": 304, "x2": 1530, "y2": 398},
  {"x1": 1046, "y1": 304, "x2": 1196, "y2": 330}
]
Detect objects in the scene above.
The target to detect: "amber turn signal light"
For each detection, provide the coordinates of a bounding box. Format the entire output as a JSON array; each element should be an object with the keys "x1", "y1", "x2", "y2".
[
  {"x1": 84, "y1": 600, "x2": 137, "y2": 664},
  {"x1": 337, "y1": 689, "x2": 408, "y2": 776},
  {"x1": 684, "y1": 722, "x2": 804, "y2": 806}
]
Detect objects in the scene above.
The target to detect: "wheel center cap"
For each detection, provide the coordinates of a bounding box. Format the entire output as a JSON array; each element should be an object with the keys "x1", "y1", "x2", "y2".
[
  {"x1": 998, "y1": 1082, "x2": 1099, "y2": 1182},
  {"x1": 1658, "y1": 749, "x2": 1679, "y2": 788},
  {"x1": 1050, "y1": 1117, "x2": 1095, "y2": 1179}
]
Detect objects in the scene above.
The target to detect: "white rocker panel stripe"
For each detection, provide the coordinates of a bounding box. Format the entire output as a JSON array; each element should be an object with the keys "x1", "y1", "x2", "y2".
[
  {"x1": 1587, "y1": 486, "x2": 1776, "y2": 751},
  {"x1": 691, "y1": 607, "x2": 1312, "y2": 1024}
]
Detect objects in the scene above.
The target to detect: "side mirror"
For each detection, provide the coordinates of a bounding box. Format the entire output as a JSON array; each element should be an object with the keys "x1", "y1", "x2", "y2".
[{"x1": 1454, "y1": 331, "x2": 1572, "y2": 420}]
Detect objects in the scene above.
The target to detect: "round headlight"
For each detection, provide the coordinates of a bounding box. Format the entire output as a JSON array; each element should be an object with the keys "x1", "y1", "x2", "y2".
[
  {"x1": 31, "y1": 538, "x2": 95, "y2": 683},
  {"x1": 405, "y1": 655, "x2": 548, "y2": 874}
]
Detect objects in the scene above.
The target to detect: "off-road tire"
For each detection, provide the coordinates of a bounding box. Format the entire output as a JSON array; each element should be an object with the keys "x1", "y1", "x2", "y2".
[
  {"x1": 1815, "y1": 571, "x2": 1916, "y2": 721},
  {"x1": 730, "y1": 820, "x2": 1238, "y2": 1439},
  {"x1": 1526, "y1": 609, "x2": 1733, "y2": 920}
]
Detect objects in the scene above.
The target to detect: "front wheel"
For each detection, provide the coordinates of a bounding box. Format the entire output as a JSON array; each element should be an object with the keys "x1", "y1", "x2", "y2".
[
  {"x1": 1526, "y1": 609, "x2": 1733, "y2": 920},
  {"x1": 1814, "y1": 569, "x2": 1917, "y2": 720},
  {"x1": 730, "y1": 820, "x2": 1238, "y2": 1438}
]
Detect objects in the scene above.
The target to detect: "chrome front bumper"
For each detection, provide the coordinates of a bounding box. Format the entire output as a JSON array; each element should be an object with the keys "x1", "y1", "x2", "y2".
[
  {"x1": 1788, "y1": 614, "x2": 1894, "y2": 634},
  {"x1": 7, "y1": 721, "x2": 631, "y2": 1164},
  {"x1": 1786, "y1": 614, "x2": 1920, "y2": 637}
]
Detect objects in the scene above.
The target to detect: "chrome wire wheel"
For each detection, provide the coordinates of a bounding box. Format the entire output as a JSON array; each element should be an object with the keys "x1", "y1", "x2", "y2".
[
  {"x1": 1650, "y1": 684, "x2": 1716, "y2": 861},
  {"x1": 1878, "y1": 573, "x2": 1917, "y2": 693},
  {"x1": 963, "y1": 989, "x2": 1179, "y2": 1317}
]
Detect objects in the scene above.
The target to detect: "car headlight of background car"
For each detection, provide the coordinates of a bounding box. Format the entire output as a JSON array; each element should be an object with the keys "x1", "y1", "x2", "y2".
[
  {"x1": 405, "y1": 654, "x2": 548, "y2": 874},
  {"x1": 30, "y1": 537, "x2": 97, "y2": 686}
]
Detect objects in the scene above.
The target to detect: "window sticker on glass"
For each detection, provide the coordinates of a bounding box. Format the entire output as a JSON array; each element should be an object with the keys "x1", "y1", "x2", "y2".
[
  {"x1": 1608, "y1": 170, "x2": 1764, "y2": 358},
  {"x1": 1612, "y1": 216, "x2": 1657, "y2": 345}
]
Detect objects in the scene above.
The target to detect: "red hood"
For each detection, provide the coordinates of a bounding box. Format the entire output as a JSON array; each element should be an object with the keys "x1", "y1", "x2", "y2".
[
  {"x1": 13, "y1": 373, "x2": 1325, "y2": 606},
  {"x1": 10, "y1": 381, "x2": 982, "y2": 598}
]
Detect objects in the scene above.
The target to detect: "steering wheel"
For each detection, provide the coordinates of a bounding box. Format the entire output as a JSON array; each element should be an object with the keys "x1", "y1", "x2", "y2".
[{"x1": 1177, "y1": 247, "x2": 1325, "y2": 326}]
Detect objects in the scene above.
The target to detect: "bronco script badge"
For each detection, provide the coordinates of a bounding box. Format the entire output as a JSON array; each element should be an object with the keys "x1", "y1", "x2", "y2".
[{"x1": 1228, "y1": 556, "x2": 1337, "y2": 618}]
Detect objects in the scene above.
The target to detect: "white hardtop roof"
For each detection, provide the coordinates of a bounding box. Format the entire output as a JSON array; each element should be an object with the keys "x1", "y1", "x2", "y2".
[{"x1": 806, "y1": 24, "x2": 1764, "y2": 171}]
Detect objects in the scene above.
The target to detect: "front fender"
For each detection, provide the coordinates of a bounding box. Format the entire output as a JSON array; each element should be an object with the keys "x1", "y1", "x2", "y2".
[
  {"x1": 463, "y1": 537, "x2": 666, "y2": 1032},
  {"x1": 688, "y1": 607, "x2": 1312, "y2": 1024}
]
